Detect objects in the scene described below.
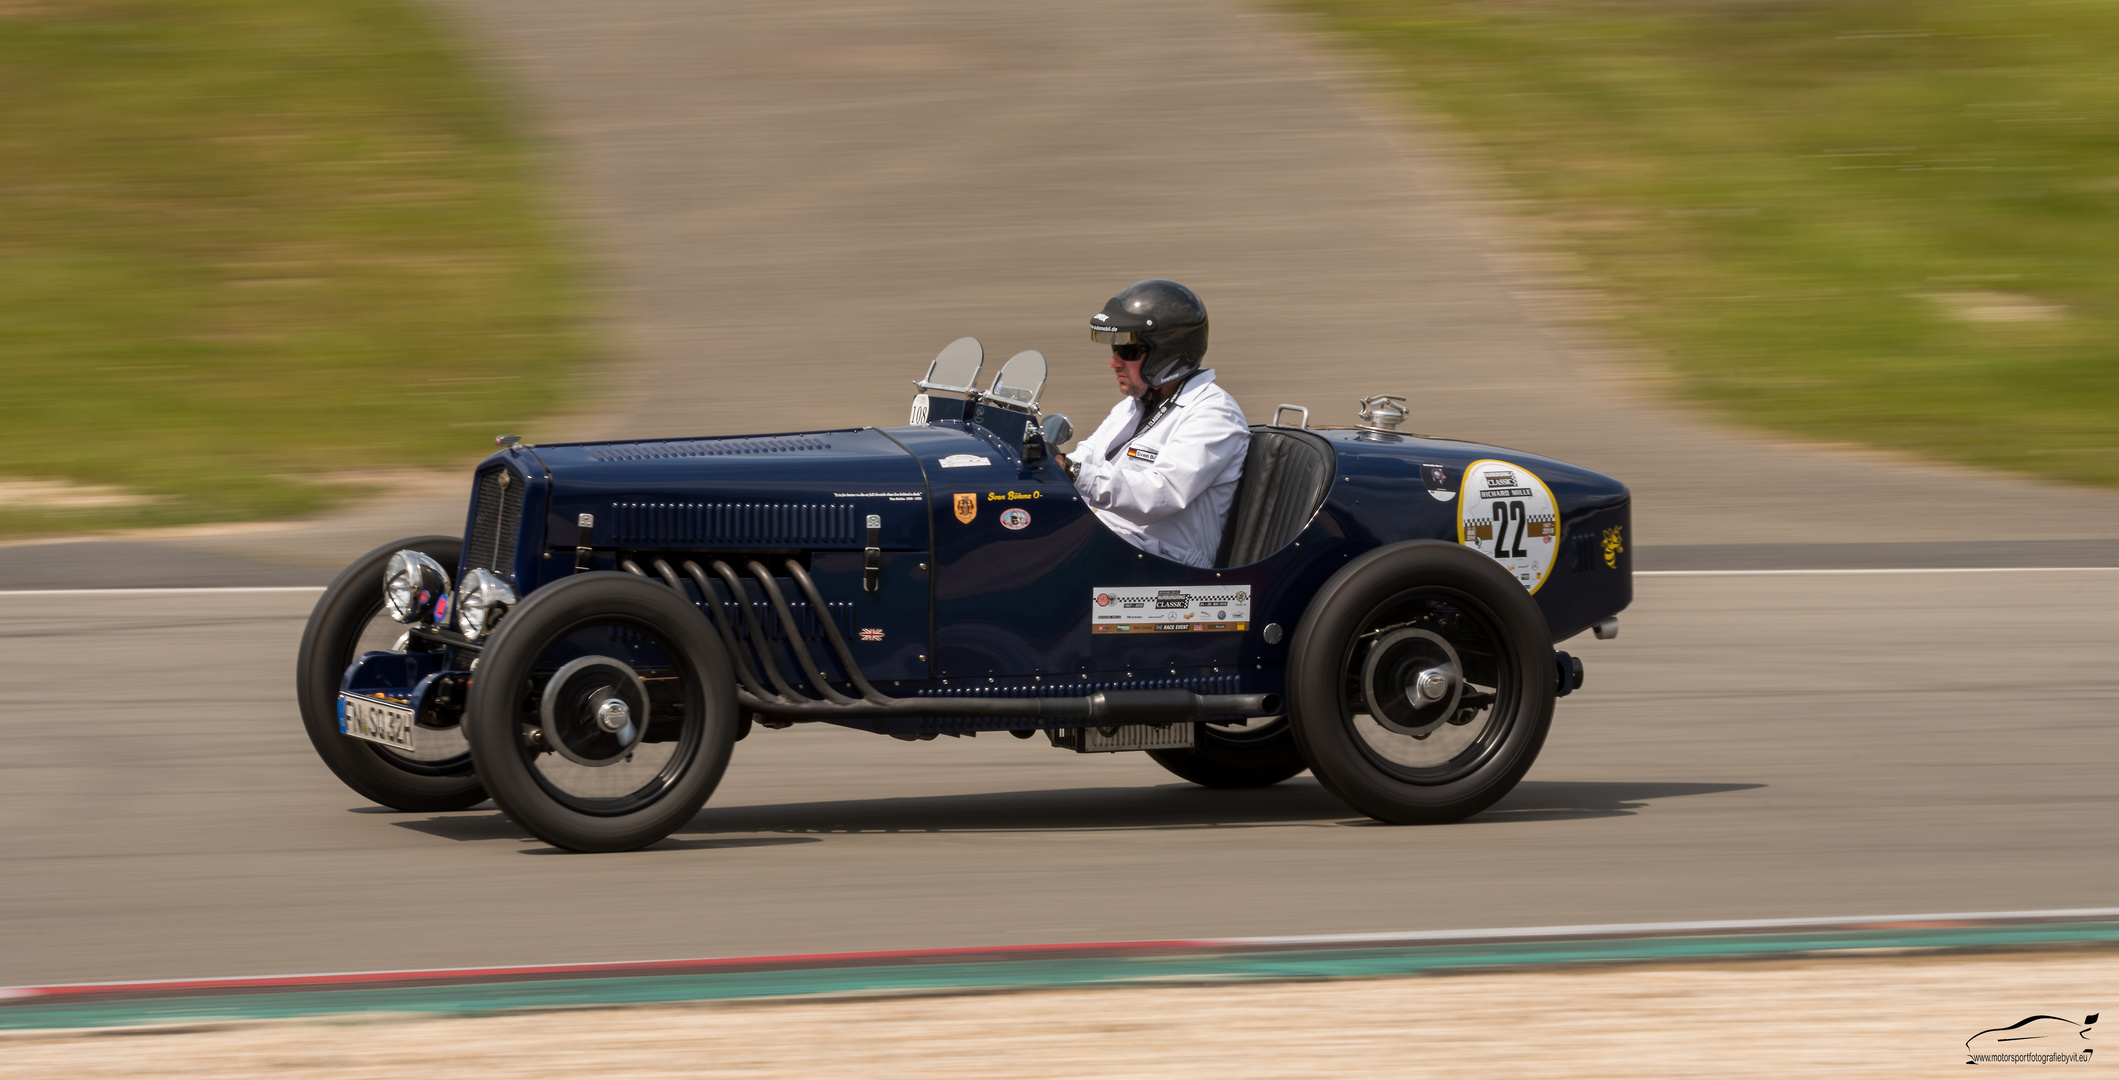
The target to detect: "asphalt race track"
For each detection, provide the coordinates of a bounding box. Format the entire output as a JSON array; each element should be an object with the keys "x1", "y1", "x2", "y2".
[
  {"x1": 4, "y1": 568, "x2": 2115, "y2": 986},
  {"x1": 5, "y1": 0, "x2": 2119, "y2": 987}
]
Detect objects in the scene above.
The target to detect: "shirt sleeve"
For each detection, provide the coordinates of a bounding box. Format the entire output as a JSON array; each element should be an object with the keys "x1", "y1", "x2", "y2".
[
  {"x1": 1071, "y1": 398, "x2": 1131, "y2": 466},
  {"x1": 1073, "y1": 399, "x2": 1248, "y2": 527}
]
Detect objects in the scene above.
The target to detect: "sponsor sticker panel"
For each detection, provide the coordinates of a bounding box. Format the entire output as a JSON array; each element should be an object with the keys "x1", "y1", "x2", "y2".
[{"x1": 1091, "y1": 585, "x2": 1251, "y2": 633}]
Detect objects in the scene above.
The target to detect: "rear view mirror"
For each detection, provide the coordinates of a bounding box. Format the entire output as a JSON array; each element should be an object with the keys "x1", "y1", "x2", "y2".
[{"x1": 1040, "y1": 412, "x2": 1073, "y2": 449}]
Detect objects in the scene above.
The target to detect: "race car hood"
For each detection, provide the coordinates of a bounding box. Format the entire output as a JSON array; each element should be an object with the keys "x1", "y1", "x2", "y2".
[{"x1": 522, "y1": 428, "x2": 930, "y2": 552}]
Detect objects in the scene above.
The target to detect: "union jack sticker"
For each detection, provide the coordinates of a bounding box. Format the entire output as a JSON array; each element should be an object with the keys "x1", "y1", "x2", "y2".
[{"x1": 859, "y1": 628, "x2": 885, "y2": 642}]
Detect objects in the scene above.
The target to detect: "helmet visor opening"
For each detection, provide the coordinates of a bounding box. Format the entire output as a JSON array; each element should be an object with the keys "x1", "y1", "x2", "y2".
[{"x1": 1089, "y1": 328, "x2": 1139, "y2": 346}]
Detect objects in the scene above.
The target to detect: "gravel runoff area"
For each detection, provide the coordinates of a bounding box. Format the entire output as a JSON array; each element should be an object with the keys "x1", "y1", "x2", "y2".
[{"x1": 3, "y1": 949, "x2": 2110, "y2": 1078}]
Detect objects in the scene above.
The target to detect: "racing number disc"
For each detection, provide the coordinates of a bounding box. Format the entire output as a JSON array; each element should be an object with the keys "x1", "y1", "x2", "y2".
[{"x1": 1455, "y1": 459, "x2": 1559, "y2": 593}]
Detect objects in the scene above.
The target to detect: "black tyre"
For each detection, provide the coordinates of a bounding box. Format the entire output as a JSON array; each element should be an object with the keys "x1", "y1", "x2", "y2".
[
  {"x1": 295, "y1": 535, "x2": 487, "y2": 812},
  {"x1": 464, "y1": 572, "x2": 739, "y2": 852},
  {"x1": 1147, "y1": 719, "x2": 1308, "y2": 788},
  {"x1": 1286, "y1": 541, "x2": 1554, "y2": 824}
]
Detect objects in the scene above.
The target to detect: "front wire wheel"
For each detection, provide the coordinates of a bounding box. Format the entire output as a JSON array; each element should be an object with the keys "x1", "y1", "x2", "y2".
[
  {"x1": 295, "y1": 535, "x2": 485, "y2": 812},
  {"x1": 465, "y1": 573, "x2": 738, "y2": 852},
  {"x1": 1288, "y1": 541, "x2": 1555, "y2": 824}
]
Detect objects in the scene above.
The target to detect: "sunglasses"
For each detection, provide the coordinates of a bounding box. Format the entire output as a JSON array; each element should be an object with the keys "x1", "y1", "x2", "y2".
[{"x1": 1111, "y1": 343, "x2": 1148, "y2": 363}]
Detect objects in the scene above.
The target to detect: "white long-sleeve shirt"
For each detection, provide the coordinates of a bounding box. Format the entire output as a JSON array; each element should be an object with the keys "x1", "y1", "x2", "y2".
[{"x1": 1071, "y1": 369, "x2": 1249, "y2": 568}]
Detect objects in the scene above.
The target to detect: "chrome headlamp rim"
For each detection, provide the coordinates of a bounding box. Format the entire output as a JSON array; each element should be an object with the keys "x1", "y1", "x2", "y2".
[
  {"x1": 456, "y1": 567, "x2": 518, "y2": 642},
  {"x1": 382, "y1": 549, "x2": 452, "y2": 627}
]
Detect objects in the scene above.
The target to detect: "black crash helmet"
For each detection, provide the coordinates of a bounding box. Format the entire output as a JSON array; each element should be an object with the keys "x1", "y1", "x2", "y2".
[{"x1": 1089, "y1": 279, "x2": 1209, "y2": 389}]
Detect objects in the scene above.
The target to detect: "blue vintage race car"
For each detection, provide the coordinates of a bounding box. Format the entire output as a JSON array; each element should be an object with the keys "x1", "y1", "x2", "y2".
[{"x1": 297, "y1": 340, "x2": 1631, "y2": 851}]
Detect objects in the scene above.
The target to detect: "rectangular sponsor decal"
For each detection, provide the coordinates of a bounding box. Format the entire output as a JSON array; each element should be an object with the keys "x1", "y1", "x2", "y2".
[{"x1": 1091, "y1": 585, "x2": 1251, "y2": 633}]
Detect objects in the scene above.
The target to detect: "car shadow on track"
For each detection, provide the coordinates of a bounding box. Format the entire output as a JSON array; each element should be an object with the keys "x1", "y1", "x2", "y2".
[
  {"x1": 383, "y1": 813, "x2": 830, "y2": 850},
  {"x1": 1478, "y1": 780, "x2": 1762, "y2": 823},
  {"x1": 371, "y1": 780, "x2": 1760, "y2": 843},
  {"x1": 664, "y1": 778, "x2": 1762, "y2": 836}
]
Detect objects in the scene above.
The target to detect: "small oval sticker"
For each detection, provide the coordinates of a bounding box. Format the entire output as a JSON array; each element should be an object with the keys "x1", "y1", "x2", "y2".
[{"x1": 999, "y1": 507, "x2": 1030, "y2": 530}]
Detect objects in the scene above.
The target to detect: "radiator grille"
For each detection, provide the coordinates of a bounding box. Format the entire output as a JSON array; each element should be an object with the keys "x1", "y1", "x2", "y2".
[
  {"x1": 586, "y1": 435, "x2": 832, "y2": 462},
  {"x1": 612, "y1": 502, "x2": 857, "y2": 547},
  {"x1": 466, "y1": 469, "x2": 525, "y2": 576}
]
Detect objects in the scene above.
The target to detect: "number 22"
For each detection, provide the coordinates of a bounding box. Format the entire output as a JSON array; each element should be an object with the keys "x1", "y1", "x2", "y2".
[{"x1": 1491, "y1": 501, "x2": 1528, "y2": 559}]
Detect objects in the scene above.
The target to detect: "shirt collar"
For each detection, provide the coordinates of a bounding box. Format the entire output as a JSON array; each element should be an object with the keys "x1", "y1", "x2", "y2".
[
  {"x1": 1174, "y1": 368, "x2": 1218, "y2": 403},
  {"x1": 1133, "y1": 368, "x2": 1216, "y2": 415}
]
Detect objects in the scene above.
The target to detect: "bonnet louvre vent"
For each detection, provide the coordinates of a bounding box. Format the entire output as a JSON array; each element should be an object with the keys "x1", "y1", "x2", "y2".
[
  {"x1": 587, "y1": 436, "x2": 832, "y2": 462},
  {"x1": 715, "y1": 599, "x2": 856, "y2": 643},
  {"x1": 466, "y1": 469, "x2": 524, "y2": 576},
  {"x1": 611, "y1": 502, "x2": 858, "y2": 547}
]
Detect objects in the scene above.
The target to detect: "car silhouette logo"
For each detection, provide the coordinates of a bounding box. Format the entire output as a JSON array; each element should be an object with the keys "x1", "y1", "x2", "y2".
[{"x1": 1966, "y1": 1014, "x2": 2096, "y2": 1064}]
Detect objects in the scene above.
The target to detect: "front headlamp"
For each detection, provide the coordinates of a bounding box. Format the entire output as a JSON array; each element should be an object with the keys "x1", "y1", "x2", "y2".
[
  {"x1": 382, "y1": 549, "x2": 452, "y2": 627},
  {"x1": 456, "y1": 567, "x2": 518, "y2": 641}
]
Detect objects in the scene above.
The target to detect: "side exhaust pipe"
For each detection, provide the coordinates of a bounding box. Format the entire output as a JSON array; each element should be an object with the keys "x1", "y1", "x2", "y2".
[
  {"x1": 698, "y1": 685, "x2": 1280, "y2": 724},
  {"x1": 1075, "y1": 689, "x2": 1280, "y2": 724}
]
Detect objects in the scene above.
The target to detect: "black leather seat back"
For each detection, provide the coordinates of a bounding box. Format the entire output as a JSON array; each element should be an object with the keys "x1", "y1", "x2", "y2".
[{"x1": 1216, "y1": 427, "x2": 1335, "y2": 568}]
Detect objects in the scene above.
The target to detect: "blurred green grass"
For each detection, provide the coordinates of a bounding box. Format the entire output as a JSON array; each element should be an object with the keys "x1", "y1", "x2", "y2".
[
  {"x1": 1291, "y1": 0, "x2": 2119, "y2": 486},
  {"x1": 0, "y1": 0, "x2": 590, "y2": 538}
]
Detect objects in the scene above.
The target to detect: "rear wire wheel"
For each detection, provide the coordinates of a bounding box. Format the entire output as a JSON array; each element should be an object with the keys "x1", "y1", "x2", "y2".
[
  {"x1": 465, "y1": 573, "x2": 738, "y2": 852},
  {"x1": 295, "y1": 535, "x2": 486, "y2": 812},
  {"x1": 1287, "y1": 541, "x2": 1555, "y2": 824}
]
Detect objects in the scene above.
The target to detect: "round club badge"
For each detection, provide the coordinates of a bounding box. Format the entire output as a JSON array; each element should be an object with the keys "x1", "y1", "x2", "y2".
[
  {"x1": 999, "y1": 507, "x2": 1031, "y2": 530},
  {"x1": 1456, "y1": 459, "x2": 1559, "y2": 594}
]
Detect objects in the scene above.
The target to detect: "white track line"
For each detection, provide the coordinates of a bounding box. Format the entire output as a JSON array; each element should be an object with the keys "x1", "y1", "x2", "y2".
[
  {"x1": 1225, "y1": 906, "x2": 2119, "y2": 947},
  {"x1": 1639, "y1": 566, "x2": 2119, "y2": 577},
  {"x1": 0, "y1": 586, "x2": 326, "y2": 596},
  {"x1": 0, "y1": 566, "x2": 2115, "y2": 597}
]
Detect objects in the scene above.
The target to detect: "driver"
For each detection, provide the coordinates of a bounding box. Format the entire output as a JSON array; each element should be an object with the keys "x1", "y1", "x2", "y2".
[{"x1": 1060, "y1": 279, "x2": 1249, "y2": 568}]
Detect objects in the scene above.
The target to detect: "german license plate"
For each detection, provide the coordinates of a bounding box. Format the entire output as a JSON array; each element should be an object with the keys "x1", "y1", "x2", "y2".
[{"x1": 339, "y1": 694, "x2": 418, "y2": 752}]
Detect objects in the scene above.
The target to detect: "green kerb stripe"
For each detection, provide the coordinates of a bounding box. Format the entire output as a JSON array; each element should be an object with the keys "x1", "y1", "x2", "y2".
[{"x1": 7, "y1": 923, "x2": 2114, "y2": 1032}]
